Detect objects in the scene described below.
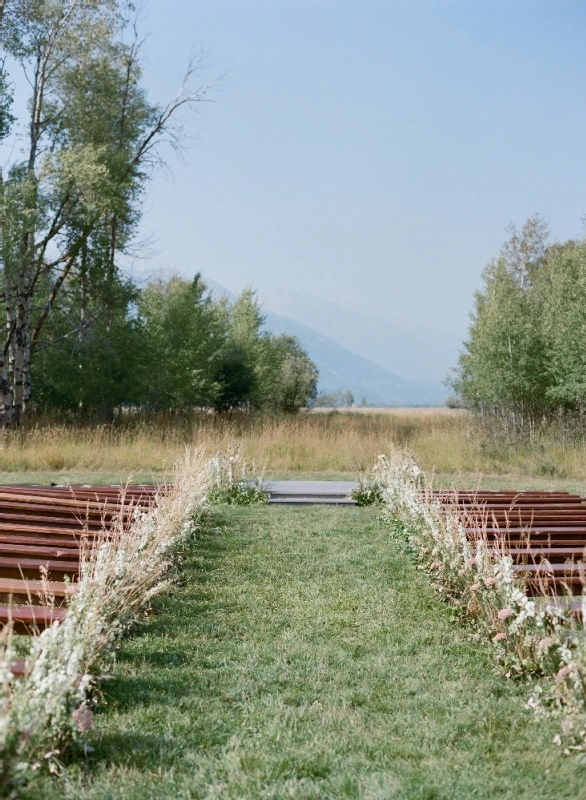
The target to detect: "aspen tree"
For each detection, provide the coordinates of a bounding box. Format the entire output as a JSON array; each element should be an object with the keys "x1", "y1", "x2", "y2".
[{"x1": 0, "y1": 1, "x2": 212, "y2": 425}]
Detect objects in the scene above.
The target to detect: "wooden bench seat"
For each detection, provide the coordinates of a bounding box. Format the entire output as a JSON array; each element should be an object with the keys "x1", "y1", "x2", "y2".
[
  {"x1": 0, "y1": 555, "x2": 79, "y2": 580},
  {"x1": 0, "y1": 533, "x2": 90, "y2": 549},
  {"x1": 0, "y1": 541, "x2": 80, "y2": 560},
  {"x1": 491, "y1": 546, "x2": 586, "y2": 563},
  {"x1": 0, "y1": 604, "x2": 67, "y2": 633},
  {"x1": 0, "y1": 578, "x2": 73, "y2": 605}
]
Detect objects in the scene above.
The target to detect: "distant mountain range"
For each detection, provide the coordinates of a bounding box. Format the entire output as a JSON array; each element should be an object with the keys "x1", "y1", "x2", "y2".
[
  {"x1": 263, "y1": 289, "x2": 460, "y2": 385},
  {"x1": 262, "y1": 309, "x2": 446, "y2": 406},
  {"x1": 205, "y1": 278, "x2": 448, "y2": 406}
]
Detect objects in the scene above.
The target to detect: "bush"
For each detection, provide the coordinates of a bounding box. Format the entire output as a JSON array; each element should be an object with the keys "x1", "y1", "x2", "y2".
[{"x1": 208, "y1": 449, "x2": 269, "y2": 506}]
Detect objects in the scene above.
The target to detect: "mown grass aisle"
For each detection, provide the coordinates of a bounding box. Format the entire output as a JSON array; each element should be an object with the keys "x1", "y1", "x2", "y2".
[{"x1": 25, "y1": 507, "x2": 584, "y2": 799}]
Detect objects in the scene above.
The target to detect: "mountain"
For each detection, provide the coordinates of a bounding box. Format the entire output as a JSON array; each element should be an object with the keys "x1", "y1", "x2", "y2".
[
  {"x1": 204, "y1": 278, "x2": 447, "y2": 406},
  {"x1": 262, "y1": 309, "x2": 446, "y2": 406},
  {"x1": 262, "y1": 289, "x2": 460, "y2": 384}
]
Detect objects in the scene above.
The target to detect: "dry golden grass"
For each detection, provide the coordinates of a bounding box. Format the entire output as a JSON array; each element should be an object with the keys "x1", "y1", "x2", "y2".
[
  {"x1": 0, "y1": 411, "x2": 464, "y2": 480},
  {"x1": 310, "y1": 406, "x2": 462, "y2": 417},
  {"x1": 3, "y1": 409, "x2": 586, "y2": 488}
]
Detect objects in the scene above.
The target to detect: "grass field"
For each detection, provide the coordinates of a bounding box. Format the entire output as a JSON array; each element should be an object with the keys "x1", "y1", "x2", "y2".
[
  {"x1": 5, "y1": 408, "x2": 586, "y2": 490},
  {"x1": 22, "y1": 506, "x2": 586, "y2": 799}
]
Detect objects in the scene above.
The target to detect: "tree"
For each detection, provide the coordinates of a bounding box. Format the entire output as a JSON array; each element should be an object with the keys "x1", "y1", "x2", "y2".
[
  {"x1": 31, "y1": 268, "x2": 142, "y2": 417},
  {"x1": 451, "y1": 217, "x2": 553, "y2": 414},
  {"x1": 342, "y1": 390, "x2": 354, "y2": 408},
  {"x1": 533, "y1": 240, "x2": 586, "y2": 408},
  {"x1": 224, "y1": 288, "x2": 264, "y2": 405},
  {"x1": 452, "y1": 258, "x2": 547, "y2": 411},
  {"x1": 138, "y1": 275, "x2": 224, "y2": 409},
  {"x1": 0, "y1": 1, "x2": 213, "y2": 426},
  {"x1": 264, "y1": 335, "x2": 318, "y2": 412},
  {"x1": 500, "y1": 213, "x2": 550, "y2": 291},
  {"x1": 211, "y1": 344, "x2": 256, "y2": 412}
]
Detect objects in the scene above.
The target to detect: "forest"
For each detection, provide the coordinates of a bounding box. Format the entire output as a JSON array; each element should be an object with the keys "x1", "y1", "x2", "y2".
[{"x1": 34, "y1": 275, "x2": 318, "y2": 417}]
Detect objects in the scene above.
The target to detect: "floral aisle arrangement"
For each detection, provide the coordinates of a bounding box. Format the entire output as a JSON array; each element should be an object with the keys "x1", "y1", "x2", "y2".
[
  {"x1": 0, "y1": 449, "x2": 211, "y2": 792},
  {"x1": 208, "y1": 448, "x2": 269, "y2": 505},
  {"x1": 375, "y1": 450, "x2": 586, "y2": 756}
]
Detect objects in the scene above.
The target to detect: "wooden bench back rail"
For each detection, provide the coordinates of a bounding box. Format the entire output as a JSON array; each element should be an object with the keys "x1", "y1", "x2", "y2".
[
  {"x1": 0, "y1": 484, "x2": 161, "y2": 631},
  {"x1": 429, "y1": 489, "x2": 586, "y2": 598}
]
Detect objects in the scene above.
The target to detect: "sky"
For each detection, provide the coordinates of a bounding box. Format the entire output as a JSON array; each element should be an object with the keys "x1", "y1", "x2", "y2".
[{"x1": 129, "y1": 1, "x2": 586, "y2": 375}]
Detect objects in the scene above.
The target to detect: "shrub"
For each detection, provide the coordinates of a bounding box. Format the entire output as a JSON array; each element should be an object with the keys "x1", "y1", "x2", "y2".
[
  {"x1": 351, "y1": 472, "x2": 384, "y2": 506},
  {"x1": 207, "y1": 449, "x2": 269, "y2": 506}
]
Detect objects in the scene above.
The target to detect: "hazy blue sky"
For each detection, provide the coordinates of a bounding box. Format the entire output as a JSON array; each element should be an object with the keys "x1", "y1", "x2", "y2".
[{"x1": 134, "y1": 0, "x2": 586, "y2": 372}]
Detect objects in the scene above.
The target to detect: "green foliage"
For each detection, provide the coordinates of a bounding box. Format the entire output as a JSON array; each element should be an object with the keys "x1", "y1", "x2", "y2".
[
  {"x1": 212, "y1": 344, "x2": 256, "y2": 412},
  {"x1": 207, "y1": 481, "x2": 269, "y2": 506},
  {"x1": 536, "y1": 242, "x2": 586, "y2": 406},
  {"x1": 260, "y1": 334, "x2": 318, "y2": 412},
  {"x1": 314, "y1": 389, "x2": 354, "y2": 408},
  {"x1": 221, "y1": 289, "x2": 318, "y2": 412},
  {"x1": 351, "y1": 475, "x2": 384, "y2": 505},
  {"x1": 29, "y1": 272, "x2": 318, "y2": 417},
  {"x1": 454, "y1": 259, "x2": 548, "y2": 410},
  {"x1": 0, "y1": 66, "x2": 14, "y2": 140},
  {"x1": 445, "y1": 394, "x2": 466, "y2": 409},
  {"x1": 133, "y1": 277, "x2": 317, "y2": 414},
  {"x1": 0, "y1": 1, "x2": 316, "y2": 421},
  {"x1": 0, "y1": 0, "x2": 215, "y2": 426},
  {"x1": 137, "y1": 275, "x2": 224, "y2": 409},
  {"x1": 452, "y1": 218, "x2": 586, "y2": 417},
  {"x1": 207, "y1": 449, "x2": 269, "y2": 505}
]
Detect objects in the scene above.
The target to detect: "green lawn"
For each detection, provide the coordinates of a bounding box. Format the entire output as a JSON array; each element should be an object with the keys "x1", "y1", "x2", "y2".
[
  {"x1": 23, "y1": 506, "x2": 586, "y2": 799},
  {"x1": 0, "y1": 470, "x2": 168, "y2": 486},
  {"x1": 3, "y1": 468, "x2": 586, "y2": 494}
]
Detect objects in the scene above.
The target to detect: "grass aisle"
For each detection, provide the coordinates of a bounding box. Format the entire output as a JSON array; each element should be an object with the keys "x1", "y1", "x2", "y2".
[{"x1": 26, "y1": 507, "x2": 585, "y2": 799}]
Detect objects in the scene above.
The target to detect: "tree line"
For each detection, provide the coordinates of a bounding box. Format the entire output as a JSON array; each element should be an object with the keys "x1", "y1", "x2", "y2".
[
  {"x1": 0, "y1": 1, "x2": 317, "y2": 423},
  {"x1": 451, "y1": 214, "x2": 586, "y2": 416},
  {"x1": 34, "y1": 276, "x2": 318, "y2": 416}
]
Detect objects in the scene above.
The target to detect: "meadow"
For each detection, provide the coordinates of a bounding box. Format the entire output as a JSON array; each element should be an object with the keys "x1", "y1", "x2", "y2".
[{"x1": 5, "y1": 408, "x2": 586, "y2": 491}]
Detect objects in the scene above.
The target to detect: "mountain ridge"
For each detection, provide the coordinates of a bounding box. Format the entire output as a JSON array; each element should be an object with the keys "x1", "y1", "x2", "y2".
[{"x1": 204, "y1": 278, "x2": 447, "y2": 406}]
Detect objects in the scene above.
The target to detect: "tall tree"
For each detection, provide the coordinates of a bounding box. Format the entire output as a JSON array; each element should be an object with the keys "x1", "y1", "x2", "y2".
[
  {"x1": 452, "y1": 217, "x2": 555, "y2": 414},
  {"x1": 452, "y1": 257, "x2": 547, "y2": 411},
  {"x1": 264, "y1": 334, "x2": 318, "y2": 412},
  {"x1": 0, "y1": 0, "x2": 211, "y2": 425},
  {"x1": 534, "y1": 240, "x2": 586, "y2": 408}
]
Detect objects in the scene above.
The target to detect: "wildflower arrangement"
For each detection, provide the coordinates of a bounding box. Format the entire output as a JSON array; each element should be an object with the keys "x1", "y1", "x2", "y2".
[
  {"x1": 207, "y1": 448, "x2": 269, "y2": 505},
  {"x1": 375, "y1": 449, "x2": 586, "y2": 755},
  {"x1": 0, "y1": 448, "x2": 211, "y2": 792},
  {"x1": 351, "y1": 471, "x2": 384, "y2": 506}
]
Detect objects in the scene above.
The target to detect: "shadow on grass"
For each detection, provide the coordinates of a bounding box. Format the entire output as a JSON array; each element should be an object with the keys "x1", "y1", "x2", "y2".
[{"x1": 81, "y1": 520, "x2": 246, "y2": 770}]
